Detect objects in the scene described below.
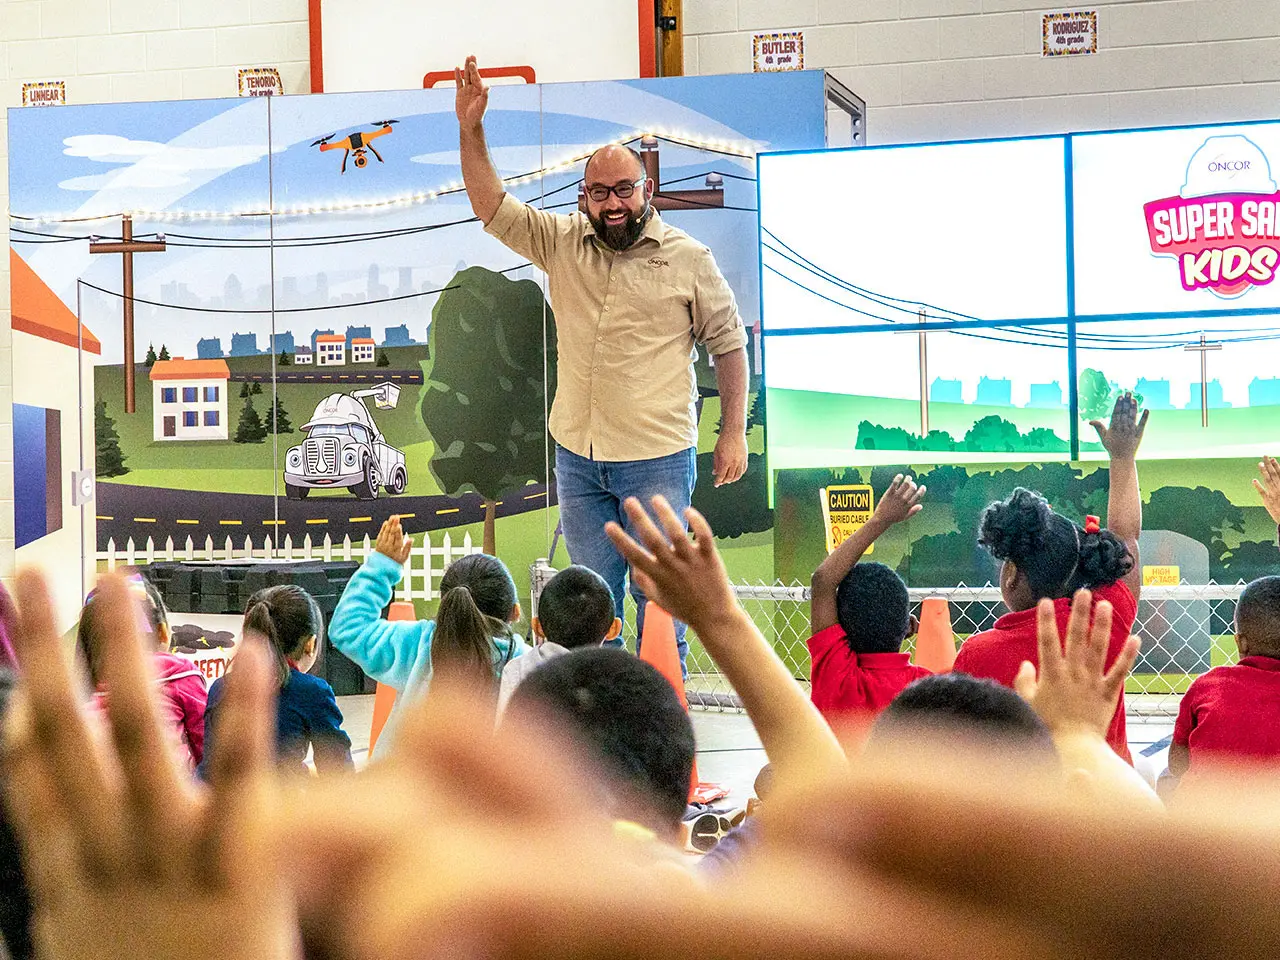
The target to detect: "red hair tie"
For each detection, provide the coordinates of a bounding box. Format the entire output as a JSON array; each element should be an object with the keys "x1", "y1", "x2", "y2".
[{"x1": 1084, "y1": 515, "x2": 1101, "y2": 534}]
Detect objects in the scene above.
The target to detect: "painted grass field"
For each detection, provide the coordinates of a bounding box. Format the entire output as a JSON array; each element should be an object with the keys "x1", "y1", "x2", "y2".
[{"x1": 768, "y1": 387, "x2": 1280, "y2": 472}]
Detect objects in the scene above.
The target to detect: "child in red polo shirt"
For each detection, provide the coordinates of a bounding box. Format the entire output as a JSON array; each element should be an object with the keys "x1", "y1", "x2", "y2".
[
  {"x1": 1167, "y1": 575, "x2": 1280, "y2": 790},
  {"x1": 807, "y1": 474, "x2": 931, "y2": 724},
  {"x1": 953, "y1": 393, "x2": 1148, "y2": 764}
]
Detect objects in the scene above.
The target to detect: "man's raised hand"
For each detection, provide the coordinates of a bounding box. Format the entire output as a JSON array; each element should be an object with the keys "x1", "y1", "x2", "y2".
[{"x1": 454, "y1": 55, "x2": 489, "y2": 127}]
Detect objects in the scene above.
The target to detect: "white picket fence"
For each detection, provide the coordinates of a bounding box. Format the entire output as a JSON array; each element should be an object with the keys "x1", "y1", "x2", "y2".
[{"x1": 97, "y1": 531, "x2": 482, "y2": 602}]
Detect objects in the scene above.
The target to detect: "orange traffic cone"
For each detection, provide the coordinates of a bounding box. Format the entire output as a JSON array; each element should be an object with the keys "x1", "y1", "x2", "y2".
[
  {"x1": 368, "y1": 600, "x2": 415, "y2": 753},
  {"x1": 638, "y1": 603, "x2": 727, "y2": 804},
  {"x1": 912, "y1": 597, "x2": 957, "y2": 674}
]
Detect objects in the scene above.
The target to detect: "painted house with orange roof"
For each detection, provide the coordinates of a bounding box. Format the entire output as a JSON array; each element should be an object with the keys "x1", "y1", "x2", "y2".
[
  {"x1": 150, "y1": 358, "x2": 232, "y2": 441},
  {"x1": 351, "y1": 337, "x2": 376, "y2": 363},
  {"x1": 316, "y1": 333, "x2": 346, "y2": 366},
  {"x1": 9, "y1": 248, "x2": 100, "y2": 633}
]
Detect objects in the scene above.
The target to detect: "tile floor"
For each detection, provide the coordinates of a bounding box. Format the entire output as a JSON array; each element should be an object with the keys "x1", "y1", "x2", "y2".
[{"x1": 337, "y1": 695, "x2": 1173, "y2": 802}]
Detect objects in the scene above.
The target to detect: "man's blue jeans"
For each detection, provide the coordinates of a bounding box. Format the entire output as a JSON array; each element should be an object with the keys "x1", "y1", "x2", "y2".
[{"x1": 554, "y1": 444, "x2": 696, "y2": 672}]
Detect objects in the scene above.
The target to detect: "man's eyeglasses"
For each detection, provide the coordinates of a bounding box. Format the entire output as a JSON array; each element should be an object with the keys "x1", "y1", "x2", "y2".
[{"x1": 585, "y1": 177, "x2": 646, "y2": 203}]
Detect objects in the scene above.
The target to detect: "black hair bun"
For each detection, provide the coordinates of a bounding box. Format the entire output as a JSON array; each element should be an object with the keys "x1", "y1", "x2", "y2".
[
  {"x1": 1074, "y1": 529, "x2": 1134, "y2": 588},
  {"x1": 978, "y1": 487, "x2": 1053, "y2": 563}
]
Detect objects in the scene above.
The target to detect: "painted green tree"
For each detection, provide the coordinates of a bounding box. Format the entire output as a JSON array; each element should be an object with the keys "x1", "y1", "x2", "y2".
[
  {"x1": 144, "y1": 344, "x2": 157, "y2": 368},
  {"x1": 268, "y1": 396, "x2": 293, "y2": 434},
  {"x1": 95, "y1": 400, "x2": 128, "y2": 477},
  {"x1": 278, "y1": 349, "x2": 291, "y2": 366},
  {"x1": 1078, "y1": 368, "x2": 1113, "y2": 421},
  {"x1": 234, "y1": 397, "x2": 268, "y2": 443},
  {"x1": 692, "y1": 452, "x2": 772, "y2": 538},
  {"x1": 420, "y1": 266, "x2": 557, "y2": 553},
  {"x1": 376, "y1": 350, "x2": 390, "y2": 367},
  {"x1": 157, "y1": 344, "x2": 170, "y2": 362}
]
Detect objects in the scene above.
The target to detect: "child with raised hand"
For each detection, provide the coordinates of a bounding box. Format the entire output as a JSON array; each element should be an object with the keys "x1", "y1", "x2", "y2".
[
  {"x1": 328, "y1": 515, "x2": 527, "y2": 757},
  {"x1": 1254, "y1": 456, "x2": 1280, "y2": 548},
  {"x1": 77, "y1": 574, "x2": 207, "y2": 771},
  {"x1": 807, "y1": 474, "x2": 930, "y2": 724},
  {"x1": 1166, "y1": 575, "x2": 1280, "y2": 793},
  {"x1": 606, "y1": 496, "x2": 846, "y2": 791},
  {"x1": 200, "y1": 584, "x2": 352, "y2": 779},
  {"x1": 497, "y1": 565, "x2": 620, "y2": 715},
  {"x1": 954, "y1": 391, "x2": 1148, "y2": 763}
]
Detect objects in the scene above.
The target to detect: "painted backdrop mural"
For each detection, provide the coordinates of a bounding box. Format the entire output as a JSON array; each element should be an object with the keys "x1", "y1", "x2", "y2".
[{"x1": 9, "y1": 72, "x2": 828, "y2": 624}]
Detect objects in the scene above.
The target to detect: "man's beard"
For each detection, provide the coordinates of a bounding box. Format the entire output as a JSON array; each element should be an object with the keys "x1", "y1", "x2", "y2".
[{"x1": 590, "y1": 203, "x2": 650, "y2": 251}]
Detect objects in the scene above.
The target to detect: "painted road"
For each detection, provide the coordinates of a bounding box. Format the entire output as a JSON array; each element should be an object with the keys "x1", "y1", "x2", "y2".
[
  {"x1": 96, "y1": 481, "x2": 557, "y2": 549},
  {"x1": 232, "y1": 369, "x2": 424, "y2": 385}
]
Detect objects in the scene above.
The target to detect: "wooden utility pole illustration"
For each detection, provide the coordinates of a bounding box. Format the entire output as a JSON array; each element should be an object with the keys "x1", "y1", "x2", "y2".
[
  {"x1": 90, "y1": 215, "x2": 167, "y2": 413},
  {"x1": 1184, "y1": 332, "x2": 1222, "y2": 428}
]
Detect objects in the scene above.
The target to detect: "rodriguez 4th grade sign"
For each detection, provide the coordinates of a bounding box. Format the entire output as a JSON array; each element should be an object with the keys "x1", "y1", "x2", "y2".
[{"x1": 1144, "y1": 135, "x2": 1280, "y2": 296}]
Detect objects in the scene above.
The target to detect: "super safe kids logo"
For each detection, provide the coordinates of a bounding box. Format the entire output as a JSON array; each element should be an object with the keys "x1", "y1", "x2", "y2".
[{"x1": 1144, "y1": 135, "x2": 1280, "y2": 297}]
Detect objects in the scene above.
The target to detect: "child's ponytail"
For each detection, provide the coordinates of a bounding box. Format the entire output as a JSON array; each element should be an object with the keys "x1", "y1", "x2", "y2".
[
  {"x1": 243, "y1": 598, "x2": 291, "y2": 689},
  {"x1": 433, "y1": 585, "x2": 508, "y2": 689}
]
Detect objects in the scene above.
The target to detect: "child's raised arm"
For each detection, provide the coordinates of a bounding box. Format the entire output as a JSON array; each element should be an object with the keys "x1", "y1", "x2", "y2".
[
  {"x1": 1253, "y1": 456, "x2": 1280, "y2": 538},
  {"x1": 607, "y1": 498, "x2": 846, "y2": 787},
  {"x1": 810, "y1": 474, "x2": 925, "y2": 636},
  {"x1": 1090, "y1": 393, "x2": 1148, "y2": 602},
  {"x1": 328, "y1": 516, "x2": 431, "y2": 691}
]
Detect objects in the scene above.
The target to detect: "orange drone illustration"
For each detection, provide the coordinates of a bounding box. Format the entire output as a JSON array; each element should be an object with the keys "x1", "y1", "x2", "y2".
[{"x1": 311, "y1": 120, "x2": 399, "y2": 173}]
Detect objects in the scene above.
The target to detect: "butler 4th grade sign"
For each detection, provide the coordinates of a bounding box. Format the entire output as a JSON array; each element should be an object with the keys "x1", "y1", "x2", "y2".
[{"x1": 753, "y1": 32, "x2": 803, "y2": 72}]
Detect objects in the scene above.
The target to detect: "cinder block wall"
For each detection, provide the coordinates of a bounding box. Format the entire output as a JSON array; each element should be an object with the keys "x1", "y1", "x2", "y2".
[{"x1": 683, "y1": 0, "x2": 1280, "y2": 143}]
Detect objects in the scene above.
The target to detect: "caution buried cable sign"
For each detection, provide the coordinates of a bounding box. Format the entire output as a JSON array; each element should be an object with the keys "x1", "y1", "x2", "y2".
[{"x1": 820, "y1": 485, "x2": 875, "y2": 555}]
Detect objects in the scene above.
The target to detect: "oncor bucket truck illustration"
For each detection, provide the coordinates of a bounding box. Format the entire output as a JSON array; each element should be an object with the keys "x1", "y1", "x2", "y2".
[{"x1": 284, "y1": 382, "x2": 407, "y2": 500}]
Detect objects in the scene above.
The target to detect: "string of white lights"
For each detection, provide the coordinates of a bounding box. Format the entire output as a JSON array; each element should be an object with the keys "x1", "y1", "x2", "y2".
[{"x1": 9, "y1": 129, "x2": 757, "y2": 226}]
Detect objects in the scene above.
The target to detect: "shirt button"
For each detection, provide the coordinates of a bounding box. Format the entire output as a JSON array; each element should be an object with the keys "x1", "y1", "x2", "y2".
[
  {"x1": 610, "y1": 276, "x2": 616, "y2": 283},
  {"x1": 597, "y1": 335, "x2": 603, "y2": 342},
  {"x1": 604, "y1": 305, "x2": 611, "y2": 311},
  {"x1": 592, "y1": 399, "x2": 598, "y2": 406}
]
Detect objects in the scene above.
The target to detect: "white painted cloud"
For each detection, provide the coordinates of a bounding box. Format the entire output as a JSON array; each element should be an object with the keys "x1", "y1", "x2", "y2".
[
  {"x1": 63, "y1": 134, "x2": 275, "y2": 171},
  {"x1": 410, "y1": 143, "x2": 598, "y2": 173},
  {"x1": 58, "y1": 167, "x2": 191, "y2": 191}
]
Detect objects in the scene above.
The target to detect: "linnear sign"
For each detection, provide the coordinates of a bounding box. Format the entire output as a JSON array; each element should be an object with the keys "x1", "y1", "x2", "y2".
[
  {"x1": 1144, "y1": 135, "x2": 1280, "y2": 297},
  {"x1": 22, "y1": 81, "x2": 65, "y2": 107}
]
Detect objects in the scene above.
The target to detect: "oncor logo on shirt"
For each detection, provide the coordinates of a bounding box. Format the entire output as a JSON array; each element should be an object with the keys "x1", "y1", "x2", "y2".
[
  {"x1": 1143, "y1": 135, "x2": 1280, "y2": 297},
  {"x1": 647, "y1": 256, "x2": 670, "y2": 268}
]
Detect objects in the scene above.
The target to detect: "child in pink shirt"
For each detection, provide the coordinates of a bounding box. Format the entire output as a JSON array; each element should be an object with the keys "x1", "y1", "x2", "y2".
[{"x1": 77, "y1": 575, "x2": 208, "y2": 770}]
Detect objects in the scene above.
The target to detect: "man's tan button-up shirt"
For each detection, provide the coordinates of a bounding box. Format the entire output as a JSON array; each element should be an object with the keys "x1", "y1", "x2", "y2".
[{"x1": 484, "y1": 193, "x2": 747, "y2": 462}]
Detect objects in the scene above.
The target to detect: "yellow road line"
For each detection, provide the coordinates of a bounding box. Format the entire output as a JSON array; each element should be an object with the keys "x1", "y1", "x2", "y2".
[
  {"x1": 436, "y1": 508, "x2": 459, "y2": 515},
  {"x1": 398, "y1": 512, "x2": 416, "y2": 519},
  {"x1": 306, "y1": 518, "x2": 328, "y2": 525},
  {"x1": 219, "y1": 520, "x2": 242, "y2": 526},
  {"x1": 524, "y1": 492, "x2": 547, "y2": 500},
  {"x1": 262, "y1": 520, "x2": 285, "y2": 526},
  {"x1": 176, "y1": 519, "x2": 199, "y2": 525},
  {"x1": 133, "y1": 517, "x2": 156, "y2": 523},
  {"x1": 96, "y1": 515, "x2": 114, "y2": 521},
  {"x1": 349, "y1": 516, "x2": 372, "y2": 522}
]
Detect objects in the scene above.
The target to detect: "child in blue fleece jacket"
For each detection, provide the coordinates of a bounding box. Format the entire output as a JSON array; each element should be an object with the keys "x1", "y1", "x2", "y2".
[{"x1": 328, "y1": 516, "x2": 527, "y2": 758}]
